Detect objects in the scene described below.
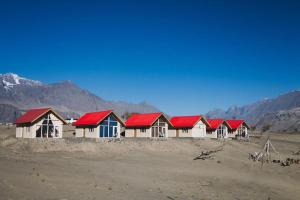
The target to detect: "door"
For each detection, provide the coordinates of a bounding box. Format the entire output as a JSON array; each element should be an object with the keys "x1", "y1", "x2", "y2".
[
  {"x1": 104, "y1": 126, "x2": 109, "y2": 137},
  {"x1": 176, "y1": 129, "x2": 179, "y2": 137},
  {"x1": 52, "y1": 126, "x2": 59, "y2": 138},
  {"x1": 134, "y1": 129, "x2": 137, "y2": 137},
  {"x1": 113, "y1": 126, "x2": 117, "y2": 137},
  {"x1": 217, "y1": 129, "x2": 221, "y2": 138},
  {"x1": 152, "y1": 127, "x2": 159, "y2": 137},
  {"x1": 109, "y1": 126, "x2": 113, "y2": 137},
  {"x1": 100, "y1": 126, "x2": 104, "y2": 137}
]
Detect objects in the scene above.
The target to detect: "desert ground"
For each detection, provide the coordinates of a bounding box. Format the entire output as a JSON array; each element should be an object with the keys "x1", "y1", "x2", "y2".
[{"x1": 0, "y1": 125, "x2": 299, "y2": 200}]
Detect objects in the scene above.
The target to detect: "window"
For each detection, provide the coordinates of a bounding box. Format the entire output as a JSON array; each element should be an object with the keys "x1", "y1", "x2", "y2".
[
  {"x1": 159, "y1": 122, "x2": 165, "y2": 126},
  {"x1": 99, "y1": 114, "x2": 119, "y2": 138},
  {"x1": 151, "y1": 118, "x2": 167, "y2": 137},
  {"x1": 182, "y1": 128, "x2": 189, "y2": 133},
  {"x1": 89, "y1": 128, "x2": 94, "y2": 132},
  {"x1": 35, "y1": 113, "x2": 60, "y2": 138},
  {"x1": 140, "y1": 128, "x2": 146, "y2": 133}
]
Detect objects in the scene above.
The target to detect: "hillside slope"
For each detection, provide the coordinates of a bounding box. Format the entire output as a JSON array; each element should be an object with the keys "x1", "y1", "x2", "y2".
[
  {"x1": 0, "y1": 73, "x2": 159, "y2": 122},
  {"x1": 206, "y1": 91, "x2": 300, "y2": 132}
]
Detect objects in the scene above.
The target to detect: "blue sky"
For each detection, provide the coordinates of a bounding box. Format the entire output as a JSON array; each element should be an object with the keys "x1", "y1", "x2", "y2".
[{"x1": 1, "y1": 0, "x2": 300, "y2": 115}]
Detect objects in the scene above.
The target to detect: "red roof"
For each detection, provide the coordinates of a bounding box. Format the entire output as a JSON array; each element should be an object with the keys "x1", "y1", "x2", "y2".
[
  {"x1": 73, "y1": 110, "x2": 114, "y2": 126},
  {"x1": 125, "y1": 112, "x2": 163, "y2": 127},
  {"x1": 15, "y1": 108, "x2": 52, "y2": 124},
  {"x1": 226, "y1": 119, "x2": 247, "y2": 130},
  {"x1": 206, "y1": 119, "x2": 231, "y2": 130},
  {"x1": 170, "y1": 115, "x2": 207, "y2": 128}
]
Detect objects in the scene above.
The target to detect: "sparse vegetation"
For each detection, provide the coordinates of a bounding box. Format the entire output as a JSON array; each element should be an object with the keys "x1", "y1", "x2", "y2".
[{"x1": 262, "y1": 124, "x2": 271, "y2": 132}]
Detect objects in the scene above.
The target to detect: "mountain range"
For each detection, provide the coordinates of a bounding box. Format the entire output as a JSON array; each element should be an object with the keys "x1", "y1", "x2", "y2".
[
  {"x1": 0, "y1": 73, "x2": 159, "y2": 122},
  {"x1": 1, "y1": 73, "x2": 300, "y2": 133},
  {"x1": 206, "y1": 91, "x2": 300, "y2": 133}
]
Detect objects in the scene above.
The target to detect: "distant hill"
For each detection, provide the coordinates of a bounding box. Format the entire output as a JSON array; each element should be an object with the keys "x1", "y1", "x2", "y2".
[
  {"x1": 206, "y1": 91, "x2": 300, "y2": 133},
  {"x1": 0, "y1": 73, "x2": 160, "y2": 122}
]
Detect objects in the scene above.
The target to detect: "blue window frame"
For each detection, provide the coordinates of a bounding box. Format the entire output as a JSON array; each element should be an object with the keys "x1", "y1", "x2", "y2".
[{"x1": 99, "y1": 114, "x2": 118, "y2": 138}]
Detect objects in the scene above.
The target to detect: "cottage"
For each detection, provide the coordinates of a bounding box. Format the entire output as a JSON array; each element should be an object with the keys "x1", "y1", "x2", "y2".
[
  {"x1": 226, "y1": 119, "x2": 250, "y2": 138},
  {"x1": 73, "y1": 110, "x2": 124, "y2": 138},
  {"x1": 125, "y1": 112, "x2": 171, "y2": 138},
  {"x1": 15, "y1": 108, "x2": 66, "y2": 138},
  {"x1": 206, "y1": 119, "x2": 231, "y2": 139},
  {"x1": 169, "y1": 115, "x2": 209, "y2": 138}
]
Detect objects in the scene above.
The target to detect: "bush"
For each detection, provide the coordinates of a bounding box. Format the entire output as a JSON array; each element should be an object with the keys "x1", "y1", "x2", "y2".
[{"x1": 262, "y1": 124, "x2": 271, "y2": 132}]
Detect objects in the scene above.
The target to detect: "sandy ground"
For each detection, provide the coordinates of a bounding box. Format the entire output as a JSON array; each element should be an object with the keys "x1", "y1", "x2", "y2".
[{"x1": 0, "y1": 125, "x2": 299, "y2": 200}]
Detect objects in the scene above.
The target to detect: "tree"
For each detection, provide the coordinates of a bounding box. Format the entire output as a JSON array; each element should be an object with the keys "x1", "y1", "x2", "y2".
[{"x1": 121, "y1": 112, "x2": 140, "y2": 120}]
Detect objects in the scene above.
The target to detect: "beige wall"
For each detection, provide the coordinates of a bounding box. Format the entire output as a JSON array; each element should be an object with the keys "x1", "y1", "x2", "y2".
[
  {"x1": 228, "y1": 125, "x2": 248, "y2": 138},
  {"x1": 84, "y1": 126, "x2": 100, "y2": 138},
  {"x1": 75, "y1": 128, "x2": 84, "y2": 137},
  {"x1": 168, "y1": 128, "x2": 193, "y2": 137},
  {"x1": 75, "y1": 114, "x2": 122, "y2": 138},
  {"x1": 206, "y1": 125, "x2": 229, "y2": 139},
  {"x1": 169, "y1": 120, "x2": 207, "y2": 138},
  {"x1": 125, "y1": 128, "x2": 151, "y2": 138},
  {"x1": 206, "y1": 130, "x2": 218, "y2": 138},
  {"x1": 75, "y1": 127, "x2": 101, "y2": 138},
  {"x1": 16, "y1": 113, "x2": 64, "y2": 138},
  {"x1": 228, "y1": 130, "x2": 238, "y2": 138},
  {"x1": 179, "y1": 128, "x2": 193, "y2": 137},
  {"x1": 125, "y1": 116, "x2": 169, "y2": 138},
  {"x1": 76, "y1": 125, "x2": 122, "y2": 138},
  {"x1": 16, "y1": 126, "x2": 33, "y2": 138},
  {"x1": 16, "y1": 127, "x2": 23, "y2": 138},
  {"x1": 168, "y1": 129, "x2": 176, "y2": 137}
]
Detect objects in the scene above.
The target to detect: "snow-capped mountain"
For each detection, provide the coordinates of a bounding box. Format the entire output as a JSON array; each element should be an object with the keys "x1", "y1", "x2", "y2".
[
  {"x1": 0, "y1": 73, "x2": 42, "y2": 90},
  {"x1": 0, "y1": 73, "x2": 160, "y2": 122}
]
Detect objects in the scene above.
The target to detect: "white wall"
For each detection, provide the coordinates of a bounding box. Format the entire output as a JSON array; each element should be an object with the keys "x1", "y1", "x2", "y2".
[{"x1": 191, "y1": 120, "x2": 206, "y2": 137}]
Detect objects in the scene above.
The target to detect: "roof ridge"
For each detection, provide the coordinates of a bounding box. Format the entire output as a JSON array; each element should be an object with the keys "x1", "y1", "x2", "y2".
[
  {"x1": 84, "y1": 110, "x2": 113, "y2": 114},
  {"x1": 171, "y1": 115, "x2": 202, "y2": 118}
]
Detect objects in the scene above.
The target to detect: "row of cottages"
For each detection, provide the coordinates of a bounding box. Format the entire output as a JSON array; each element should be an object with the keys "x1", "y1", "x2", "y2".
[
  {"x1": 206, "y1": 119, "x2": 250, "y2": 139},
  {"x1": 15, "y1": 108, "x2": 250, "y2": 139}
]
